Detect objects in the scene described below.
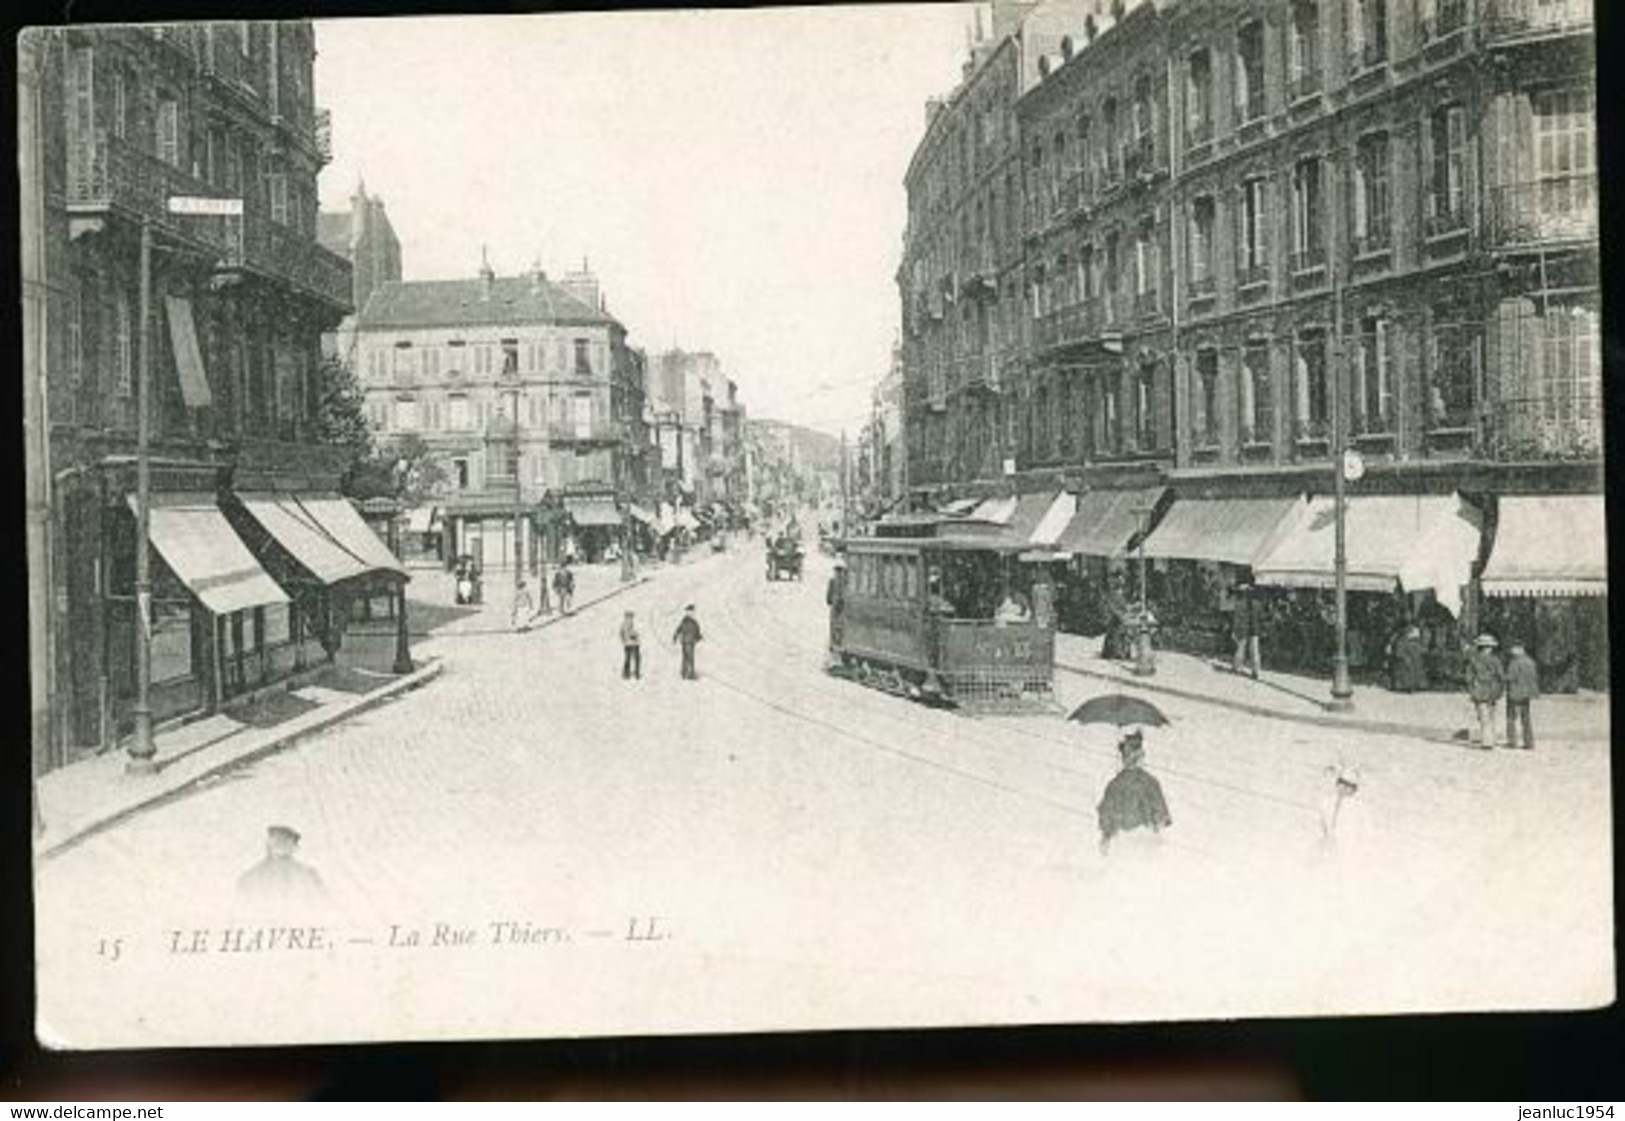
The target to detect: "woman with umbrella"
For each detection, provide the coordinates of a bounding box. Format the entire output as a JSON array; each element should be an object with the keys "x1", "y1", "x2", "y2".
[{"x1": 1070, "y1": 694, "x2": 1173, "y2": 856}]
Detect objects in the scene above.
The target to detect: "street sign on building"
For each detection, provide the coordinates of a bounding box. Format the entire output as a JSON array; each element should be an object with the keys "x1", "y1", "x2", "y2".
[{"x1": 167, "y1": 196, "x2": 244, "y2": 216}]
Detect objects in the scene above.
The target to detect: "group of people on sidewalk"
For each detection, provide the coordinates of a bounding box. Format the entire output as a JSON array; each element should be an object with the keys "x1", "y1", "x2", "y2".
[
  {"x1": 508, "y1": 561, "x2": 578, "y2": 631},
  {"x1": 1465, "y1": 633, "x2": 1541, "y2": 750},
  {"x1": 616, "y1": 606, "x2": 705, "y2": 682}
]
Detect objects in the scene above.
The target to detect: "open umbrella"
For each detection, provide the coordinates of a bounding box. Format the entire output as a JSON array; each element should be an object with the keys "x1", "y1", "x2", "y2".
[{"x1": 1066, "y1": 693, "x2": 1170, "y2": 729}]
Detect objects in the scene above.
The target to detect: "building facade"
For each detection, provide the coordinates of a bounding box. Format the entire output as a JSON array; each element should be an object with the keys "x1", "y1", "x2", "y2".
[
  {"x1": 24, "y1": 22, "x2": 375, "y2": 769},
  {"x1": 898, "y1": 0, "x2": 1602, "y2": 688},
  {"x1": 349, "y1": 258, "x2": 650, "y2": 568}
]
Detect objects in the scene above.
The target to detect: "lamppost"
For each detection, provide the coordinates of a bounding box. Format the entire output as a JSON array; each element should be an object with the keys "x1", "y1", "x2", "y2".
[{"x1": 1132, "y1": 502, "x2": 1156, "y2": 676}]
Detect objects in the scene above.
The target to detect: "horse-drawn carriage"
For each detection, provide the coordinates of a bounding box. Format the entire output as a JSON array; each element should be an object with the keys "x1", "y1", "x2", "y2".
[{"x1": 765, "y1": 535, "x2": 804, "y2": 581}]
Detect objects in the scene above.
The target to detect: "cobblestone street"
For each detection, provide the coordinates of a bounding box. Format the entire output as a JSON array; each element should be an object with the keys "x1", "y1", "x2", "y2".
[{"x1": 35, "y1": 546, "x2": 1613, "y2": 1046}]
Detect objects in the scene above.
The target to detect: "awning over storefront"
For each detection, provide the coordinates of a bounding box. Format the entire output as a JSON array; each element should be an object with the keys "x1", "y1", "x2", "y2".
[
  {"x1": 238, "y1": 493, "x2": 405, "y2": 584},
  {"x1": 404, "y1": 505, "x2": 439, "y2": 534},
  {"x1": 1482, "y1": 495, "x2": 1607, "y2": 598},
  {"x1": 672, "y1": 507, "x2": 699, "y2": 532},
  {"x1": 1252, "y1": 493, "x2": 1483, "y2": 615},
  {"x1": 968, "y1": 495, "x2": 1019, "y2": 524},
  {"x1": 128, "y1": 493, "x2": 288, "y2": 615},
  {"x1": 565, "y1": 498, "x2": 621, "y2": 528},
  {"x1": 1141, "y1": 496, "x2": 1304, "y2": 568},
  {"x1": 940, "y1": 497, "x2": 980, "y2": 517},
  {"x1": 626, "y1": 504, "x2": 657, "y2": 528},
  {"x1": 1056, "y1": 487, "x2": 1167, "y2": 559},
  {"x1": 300, "y1": 496, "x2": 407, "y2": 577}
]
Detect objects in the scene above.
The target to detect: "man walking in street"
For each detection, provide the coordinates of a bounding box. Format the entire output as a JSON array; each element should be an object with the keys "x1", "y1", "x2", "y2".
[
  {"x1": 553, "y1": 560, "x2": 576, "y2": 616},
  {"x1": 673, "y1": 604, "x2": 704, "y2": 681},
  {"x1": 1230, "y1": 580, "x2": 1261, "y2": 680},
  {"x1": 620, "y1": 610, "x2": 642, "y2": 680},
  {"x1": 1505, "y1": 642, "x2": 1539, "y2": 750},
  {"x1": 1465, "y1": 633, "x2": 1505, "y2": 749}
]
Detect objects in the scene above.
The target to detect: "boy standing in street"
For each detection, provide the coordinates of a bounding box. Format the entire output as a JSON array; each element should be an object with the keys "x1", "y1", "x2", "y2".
[
  {"x1": 1504, "y1": 642, "x2": 1539, "y2": 750},
  {"x1": 1465, "y1": 634, "x2": 1505, "y2": 749},
  {"x1": 620, "y1": 610, "x2": 642, "y2": 680}
]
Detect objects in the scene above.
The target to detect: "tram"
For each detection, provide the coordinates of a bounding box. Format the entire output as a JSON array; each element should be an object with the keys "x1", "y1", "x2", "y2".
[{"x1": 826, "y1": 515, "x2": 1056, "y2": 712}]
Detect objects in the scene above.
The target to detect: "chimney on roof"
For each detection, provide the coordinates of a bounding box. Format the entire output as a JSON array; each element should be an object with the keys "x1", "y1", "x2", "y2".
[
  {"x1": 560, "y1": 257, "x2": 600, "y2": 312},
  {"x1": 479, "y1": 245, "x2": 495, "y2": 300},
  {"x1": 528, "y1": 254, "x2": 547, "y2": 294}
]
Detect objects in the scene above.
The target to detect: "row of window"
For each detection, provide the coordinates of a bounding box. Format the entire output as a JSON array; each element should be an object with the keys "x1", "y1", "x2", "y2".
[
  {"x1": 847, "y1": 552, "x2": 922, "y2": 603},
  {"x1": 370, "y1": 391, "x2": 602, "y2": 434},
  {"x1": 68, "y1": 44, "x2": 317, "y2": 236},
  {"x1": 364, "y1": 337, "x2": 604, "y2": 382}
]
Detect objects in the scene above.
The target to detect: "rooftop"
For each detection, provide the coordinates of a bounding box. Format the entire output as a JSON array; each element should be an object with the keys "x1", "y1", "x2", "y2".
[{"x1": 355, "y1": 273, "x2": 620, "y2": 331}]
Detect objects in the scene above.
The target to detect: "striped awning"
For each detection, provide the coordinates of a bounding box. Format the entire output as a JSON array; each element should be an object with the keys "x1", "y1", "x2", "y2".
[
  {"x1": 238, "y1": 493, "x2": 406, "y2": 584},
  {"x1": 1482, "y1": 495, "x2": 1607, "y2": 598},
  {"x1": 1141, "y1": 496, "x2": 1304, "y2": 568},
  {"x1": 404, "y1": 505, "x2": 439, "y2": 534},
  {"x1": 129, "y1": 493, "x2": 288, "y2": 615},
  {"x1": 565, "y1": 498, "x2": 621, "y2": 528},
  {"x1": 1253, "y1": 493, "x2": 1483, "y2": 617},
  {"x1": 1056, "y1": 487, "x2": 1166, "y2": 559}
]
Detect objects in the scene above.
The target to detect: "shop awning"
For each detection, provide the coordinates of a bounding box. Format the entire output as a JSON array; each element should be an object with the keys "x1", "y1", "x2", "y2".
[
  {"x1": 163, "y1": 296, "x2": 213, "y2": 409},
  {"x1": 626, "y1": 504, "x2": 657, "y2": 527},
  {"x1": 1252, "y1": 493, "x2": 1483, "y2": 615},
  {"x1": 672, "y1": 507, "x2": 699, "y2": 532},
  {"x1": 1056, "y1": 487, "x2": 1166, "y2": 559},
  {"x1": 565, "y1": 498, "x2": 621, "y2": 528},
  {"x1": 968, "y1": 495, "x2": 1019, "y2": 524},
  {"x1": 1482, "y1": 495, "x2": 1607, "y2": 598},
  {"x1": 128, "y1": 493, "x2": 288, "y2": 615},
  {"x1": 1141, "y1": 496, "x2": 1304, "y2": 568},
  {"x1": 238, "y1": 493, "x2": 405, "y2": 585},
  {"x1": 299, "y1": 496, "x2": 407, "y2": 577},
  {"x1": 404, "y1": 505, "x2": 439, "y2": 534},
  {"x1": 940, "y1": 497, "x2": 980, "y2": 517}
]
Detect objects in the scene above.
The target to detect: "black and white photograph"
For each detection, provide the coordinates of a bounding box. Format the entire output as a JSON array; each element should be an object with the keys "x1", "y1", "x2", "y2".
[{"x1": 19, "y1": 0, "x2": 1611, "y2": 1051}]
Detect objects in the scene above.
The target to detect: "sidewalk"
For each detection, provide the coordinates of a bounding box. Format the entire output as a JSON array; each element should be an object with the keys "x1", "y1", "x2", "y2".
[
  {"x1": 36, "y1": 659, "x2": 443, "y2": 859},
  {"x1": 1055, "y1": 632, "x2": 1611, "y2": 745},
  {"x1": 36, "y1": 559, "x2": 664, "y2": 857}
]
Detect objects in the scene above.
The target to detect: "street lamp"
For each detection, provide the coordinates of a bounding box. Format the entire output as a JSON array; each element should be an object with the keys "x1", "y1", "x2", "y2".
[{"x1": 1131, "y1": 502, "x2": 1156, "y2": 677}]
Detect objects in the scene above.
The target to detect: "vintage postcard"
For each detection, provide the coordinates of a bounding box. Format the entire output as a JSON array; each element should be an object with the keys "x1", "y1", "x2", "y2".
[{"x1": 23, "y1": 1, "x2": 1611, "y2": 1050}]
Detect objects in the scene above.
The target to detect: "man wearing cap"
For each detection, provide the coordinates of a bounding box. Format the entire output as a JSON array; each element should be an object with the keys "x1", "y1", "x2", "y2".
[
  {"x1": 237, "y1": 825, "x2": 325, "y2": 906},
  {"x1": 1504, "y1": 642, "x2": 1539, "y2": 750},
  {"x1": 1465, "y1": 634, "x2": 1505, "y2": 749},
  {"x1": 826, "y1": 561, "x2": 847, "y2": 650},
  {"x1": 672, "y1": 604, "x2": 704, "y2": 681}
]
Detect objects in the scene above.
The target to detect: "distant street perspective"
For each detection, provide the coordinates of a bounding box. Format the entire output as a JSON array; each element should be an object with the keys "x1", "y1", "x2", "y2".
[{"x1": 24, "y1": 1, "x2": 1609, "y2": 1048}]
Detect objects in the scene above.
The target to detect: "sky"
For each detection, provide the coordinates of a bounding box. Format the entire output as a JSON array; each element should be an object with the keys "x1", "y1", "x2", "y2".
[{"x1": 313, "y1": 5, "x2": 974, "y2": 433}]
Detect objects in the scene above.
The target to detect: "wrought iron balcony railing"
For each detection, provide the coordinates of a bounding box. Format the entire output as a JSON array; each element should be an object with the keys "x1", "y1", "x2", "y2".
[
  {"x1": 1288, "y1": 67, "x2": 1322, "y2": 102},
  {"x1": 1485, "y1": 176, "x2": 1597, "y2": 249},
  {"x1": 1487, "y1": 393, "x2": 1603, "y2": 461},
  {"x1": 1484, "y1": 0, "x2": 1592, "y2": 42},
  {"x1": 67, "y1": 131, "x2": 353, "y2": 312},
  {"x1": 1419, "y1": 0, "x2": 1467, "y2": 41}
]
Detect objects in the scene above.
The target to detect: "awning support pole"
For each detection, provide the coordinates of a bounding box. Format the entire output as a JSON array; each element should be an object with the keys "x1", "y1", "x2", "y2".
[
  {"x1": 128, "y1": 216, "x2": 158, "y2": 774},
  {"x1": 1330, "y1": 170, "x2": 1355, "y2": 713}
]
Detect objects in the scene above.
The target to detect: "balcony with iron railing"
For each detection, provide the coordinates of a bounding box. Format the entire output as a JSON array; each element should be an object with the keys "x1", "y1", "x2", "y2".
[
  {"x1": 1419, "y1": 0, "x2": 1467, "y2": 43},
  {"x1": 1185, "y1": 117, "x2": 1215, "y2": 162},
  {"x1": 1134, "y1": 288, "x2": 1161, "y2": 320},
  {"x1": 1487, "y1": 392, "x2": 1603, "y2": 461},
  {"x1": 1288, "y1": 66, "x2": 1323, "y2": 103},
  {"x1": 1484, "y1": 0, "x2": 1592, "y2": 43},
  {"x1": 1345, "y1": 41, "x2": 1388, "y2": 78},
  {"x1": 1123, "y1": 135, "x2": 1159, "y2": 182},
  {"x1": 1290, "y1": 244, "x2": 1328, "y2": 279},
  {"x1": 548, "y1": 418, "x2": 623, "y2": 447},
  {"x1": 67, "y1": 131, "x2": 353, "y2": 313},
  {"x1": 1485, "y1": 176, "x2": 1597, "y2": 250}
]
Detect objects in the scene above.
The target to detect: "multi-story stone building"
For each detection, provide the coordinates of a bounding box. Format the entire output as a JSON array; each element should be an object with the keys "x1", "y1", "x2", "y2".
[
  {"x1": 23, "y1": 22, "x2": 386, "y2": 768},
  {"x1": 899, "y1": 0, "x2": 1603, "y2": 689},
  {"x1": 350, "y1": 256, "x2": 648, "y2": 568}
]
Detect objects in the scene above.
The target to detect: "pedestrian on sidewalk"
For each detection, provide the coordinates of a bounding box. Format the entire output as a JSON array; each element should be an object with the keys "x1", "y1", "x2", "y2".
[
  {"x1": 511, "y1": 578, "x2": 535, "y2": 633},
  {"x1": 672, "y1": 604, "x2": 704, "y2": 680},
  {"x1": 1387, "y1": 624, "x2": 1428, "y2": 693},
  {"x1": 553, "y1": 560, "x2": 576, "y2": 615},
  {"x1": 620, "y1": 610, "x2": 642, "y2": 680},
  {"x1": 1504, "y1": 642, "x2": 1539, "y2": 750},
  {"x1": 1465, "y1": 633, "x2": 1505, "y2": 749},
  {"x1": 1230, "y1": 580, "x2": 1262, "y2": 679}
]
